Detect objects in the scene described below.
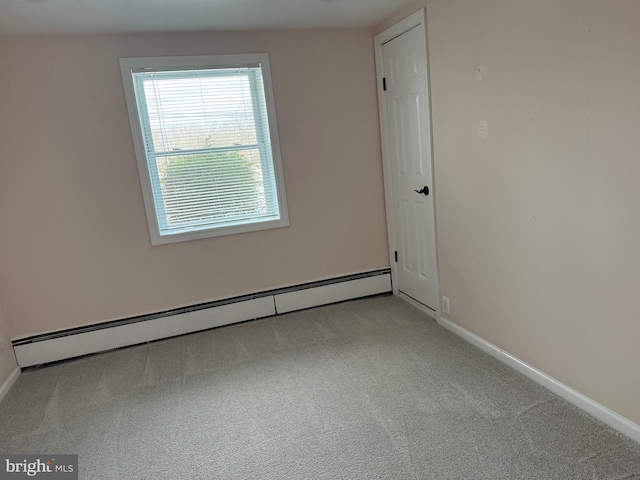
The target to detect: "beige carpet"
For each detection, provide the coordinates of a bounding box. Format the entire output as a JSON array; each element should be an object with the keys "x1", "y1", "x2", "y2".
[{"x1": 1, "y1": 296, "x2": 639, "y2": 479}]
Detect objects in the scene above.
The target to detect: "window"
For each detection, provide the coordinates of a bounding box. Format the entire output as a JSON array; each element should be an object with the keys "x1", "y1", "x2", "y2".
[{"x1": 120, "y1": 54, "x2": 289, "y2": 245}]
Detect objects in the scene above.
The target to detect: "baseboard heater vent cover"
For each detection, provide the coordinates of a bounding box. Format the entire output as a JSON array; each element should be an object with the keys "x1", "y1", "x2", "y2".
[{"x1": 13, "y1": 269, "x2": 391, "y2": 368}]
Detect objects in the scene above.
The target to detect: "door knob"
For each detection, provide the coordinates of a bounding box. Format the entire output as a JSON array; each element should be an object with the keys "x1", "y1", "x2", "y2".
[{"x1": 414, "y1": 186, "x2": 429, "y2": 196}]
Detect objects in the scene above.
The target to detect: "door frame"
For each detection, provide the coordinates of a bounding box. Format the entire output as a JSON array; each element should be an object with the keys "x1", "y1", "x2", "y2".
[{"x1": 374, "y1": 9, "x2": 440, "y2": 319}]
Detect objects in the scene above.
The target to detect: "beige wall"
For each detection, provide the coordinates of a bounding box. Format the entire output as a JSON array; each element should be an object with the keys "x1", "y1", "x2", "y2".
[
  {"x1": 0, "y1": 29, "x2": 389, "y2": 338},
  {"x1": 0, "y1": 299, "x2": 18, "y2": 387},
  {"x1": 378, "y1": 0, "x2": 640, "y2": 424}
]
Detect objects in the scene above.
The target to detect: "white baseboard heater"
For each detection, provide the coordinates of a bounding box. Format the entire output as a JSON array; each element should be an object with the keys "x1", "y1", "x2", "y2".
[{"x1": 13, "y1": 269, "x2": 392, "y2": 368}]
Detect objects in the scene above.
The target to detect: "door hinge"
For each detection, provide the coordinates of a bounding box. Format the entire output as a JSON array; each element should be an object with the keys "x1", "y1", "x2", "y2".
[
  {"x1": 383, "y1": 77, "x2": 387, "y2": 91},
  {"x1": 394, "y1": 251, "x2": 398, "y2": 262}
]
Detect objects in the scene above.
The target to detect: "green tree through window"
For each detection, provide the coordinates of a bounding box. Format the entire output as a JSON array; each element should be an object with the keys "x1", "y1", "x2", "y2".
[{"x1": 160, "y1": 151, "x2": 261, "y2": 226}]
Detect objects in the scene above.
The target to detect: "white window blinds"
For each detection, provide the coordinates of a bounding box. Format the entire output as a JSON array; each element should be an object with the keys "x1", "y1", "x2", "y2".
[{"x1": 121, "y1": 54, "x2": 288, "y2": 244}]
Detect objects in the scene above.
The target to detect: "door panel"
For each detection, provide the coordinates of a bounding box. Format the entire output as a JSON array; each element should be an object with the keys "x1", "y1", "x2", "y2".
[{"x1": 383, "y1": 24, "x2": 437, "y2": 311}]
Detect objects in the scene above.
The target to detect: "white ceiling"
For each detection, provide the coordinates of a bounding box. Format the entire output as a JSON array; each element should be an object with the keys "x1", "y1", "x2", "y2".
[{"x1": 0, "y1": 0, "x2": 411, "y2": 35}]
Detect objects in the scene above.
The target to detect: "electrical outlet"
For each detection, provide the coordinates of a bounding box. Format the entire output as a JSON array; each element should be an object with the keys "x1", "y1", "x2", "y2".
[{"x1": 442, "y1": 296, "x2": 451, "y2": 315}]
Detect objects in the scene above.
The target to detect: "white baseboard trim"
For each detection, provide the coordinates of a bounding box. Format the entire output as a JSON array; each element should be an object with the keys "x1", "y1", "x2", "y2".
[
  {"x1": 437, "y1": 315, "x2": 640, "y2": 444},
  {"x1": 14, "y1": 269, "x2": 391, "y2": 368},
  {"x1": 0, "y1": 367, "x2": 21, "y2": 403}
]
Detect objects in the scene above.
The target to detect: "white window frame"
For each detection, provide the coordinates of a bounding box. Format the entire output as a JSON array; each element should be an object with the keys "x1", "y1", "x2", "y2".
[{"x1": 120, "y1": 53, "x2": 289, "y2": 245}]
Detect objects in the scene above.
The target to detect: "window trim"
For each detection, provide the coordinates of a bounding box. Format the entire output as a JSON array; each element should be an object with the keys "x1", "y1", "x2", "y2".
[{"x1": 120, "y1": 53, "x2": 289, "y2": 245}]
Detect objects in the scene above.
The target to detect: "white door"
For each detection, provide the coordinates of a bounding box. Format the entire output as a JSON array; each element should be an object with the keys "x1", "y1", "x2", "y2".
[{"x1": 382, "y1": 23, "x2": 438, "y2": 311}]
